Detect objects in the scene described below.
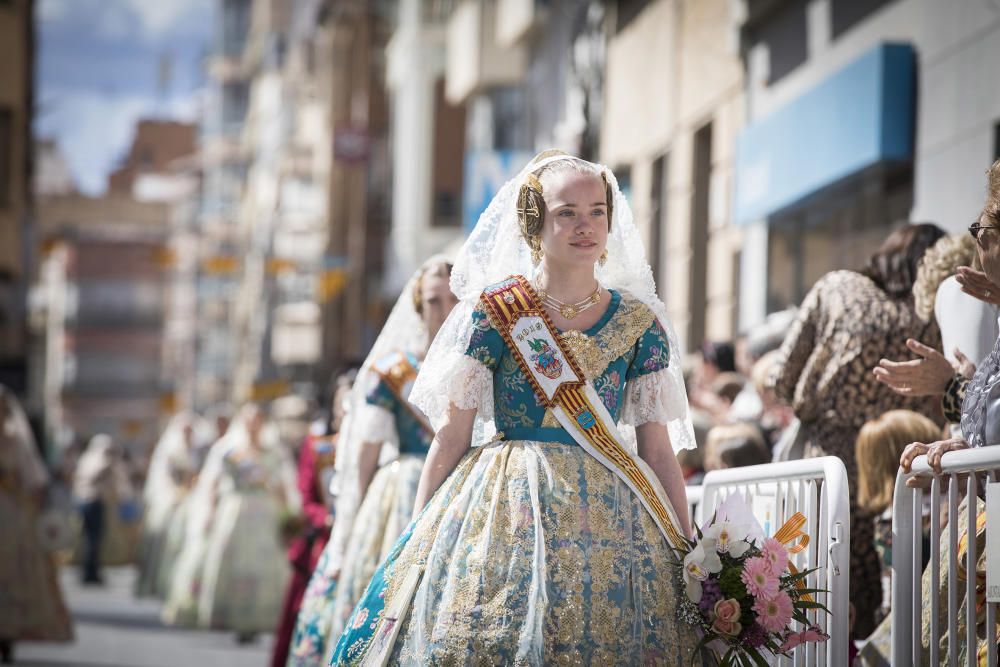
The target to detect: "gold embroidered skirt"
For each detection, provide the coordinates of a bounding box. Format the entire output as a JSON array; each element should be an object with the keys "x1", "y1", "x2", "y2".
[{"x1": 332, "y1": 440, "x2": 698, "y2": 666}]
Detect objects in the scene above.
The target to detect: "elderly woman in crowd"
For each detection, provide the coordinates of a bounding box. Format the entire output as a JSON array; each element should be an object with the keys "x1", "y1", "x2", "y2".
[
  {"x1": 769, "y1": 221, "x2": 946, "y2": 638},
  {"x1": 854, "y1": 160, "x2": 1000, "y2": 665},
  {"x1": 900, "y1": 161, "x2": 1000, "y2": 468}
]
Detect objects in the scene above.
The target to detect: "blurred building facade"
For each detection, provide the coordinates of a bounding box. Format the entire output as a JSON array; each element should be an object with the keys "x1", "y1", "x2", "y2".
[
  {"x1": 33, "y1": 195, "x2": 172, "y2": 457},
  {"x1": 30, "y1": 121, "x2": 198, "y2": 456},
  {"x1": 602, "y1": 0, "x2": 745, "y2": 350},
  {"x1": 0, "y1": 0, "x2": 34, "y2": 395},
  {"x1": 383, "y1": 0, "x2": 464, "y2": 292},
  {"x1": 220, "y1": 0, "x2": 395, "y2": 406},
  {"x1": 195, "y1": 0, "x2": 252, "y2": 411},
  {"x1": 732, "y1": 0, "x2": 1000, "y2": 327}
]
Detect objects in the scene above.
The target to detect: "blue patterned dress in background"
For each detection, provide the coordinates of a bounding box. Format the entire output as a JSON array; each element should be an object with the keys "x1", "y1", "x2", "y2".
[
  {"x1": 288, "y1": 353, "x2": 432, "y2": 667},
  {"x1": 331, "y1": 288, "x2": 699, "y2": 666}
]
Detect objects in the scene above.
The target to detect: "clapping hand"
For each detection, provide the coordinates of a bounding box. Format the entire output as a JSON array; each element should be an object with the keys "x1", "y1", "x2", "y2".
[
  {"x1": 956, "y1": 266, "x2": 1000, "y2": 306},
  {"x1": 873, "y1": 339, "x2": 959, "y2": 396}
]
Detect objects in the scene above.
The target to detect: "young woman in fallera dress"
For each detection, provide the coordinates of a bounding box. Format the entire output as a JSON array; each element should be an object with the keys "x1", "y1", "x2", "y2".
[
  {"x1": 287, "y1": 260, "x2": 457, "y2": 666},
  {"x1": 329, "y1": 152, "x2": 703, "y2": 666}
]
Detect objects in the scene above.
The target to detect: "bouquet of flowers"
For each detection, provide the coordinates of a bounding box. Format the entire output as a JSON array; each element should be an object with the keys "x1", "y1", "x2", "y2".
[{"x1": 676, "y1": 495, "x2": 830, "y2": 666}]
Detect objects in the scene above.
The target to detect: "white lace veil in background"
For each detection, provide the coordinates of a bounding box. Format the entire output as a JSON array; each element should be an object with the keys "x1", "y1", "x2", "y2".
[{"x1": 324, "y1": 257, "x2": 448, "y2": 573}]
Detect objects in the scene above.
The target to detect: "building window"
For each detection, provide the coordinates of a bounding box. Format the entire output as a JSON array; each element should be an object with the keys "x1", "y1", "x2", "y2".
[
  {"x1": 431, "y1": 79, "x2": 466, "y2": 227},
  {"x1": 747, "y1": 0, "x2": 808, "y2": 85},
  {"x1": 766, "y1": 166, "x2": 913, "y2": 311},
  {"x1": 616, "y1": 0, "x2": 654, "y2": 33},
  {"x1": 831, "y1": 0, "x2": 897, "y2": 40},
  {"x1": 649, "y1": 154, "x2": 668, "y2": 291},
  {"x1": 615, "y1": 165, "x2": 632, "y2": 203},
  {"x1": 0, "y1": 108, "x2": 11, "y2": 208},
  {"x1": 994, "y1": 120, "x2": 1000, "y2": 160},
  {"x1": 688, "y1": 123, "x2": 712, "y2": 350}
]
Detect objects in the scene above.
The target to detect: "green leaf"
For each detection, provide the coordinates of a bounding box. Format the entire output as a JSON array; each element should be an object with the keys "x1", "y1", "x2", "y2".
[
  {"x1": 784, "y1": 570, "x2": 812, "y2": 584},
  {"x1": 748, "y1": 647, "x2": 772, "y2": 667},
  {"x1": 690, "y1": 633, "x2": 716, "y2": 667}
]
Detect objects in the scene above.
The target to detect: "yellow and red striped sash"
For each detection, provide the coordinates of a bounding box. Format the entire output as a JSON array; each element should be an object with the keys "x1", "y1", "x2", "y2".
[{"x1": 371, "y1": 352, "x2": 433, "y2": 438}]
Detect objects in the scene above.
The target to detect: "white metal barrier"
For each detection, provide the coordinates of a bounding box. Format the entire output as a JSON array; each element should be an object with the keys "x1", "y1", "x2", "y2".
[
  {"x1": 685, "y1": 484, "x2": 703, "y2": 528},
  {"x1": 698, "y1": 457, "x2": 851, "y2": 666},
  {"x1": 891, "y1": 447, "x2": 1000, "y2": 667}
]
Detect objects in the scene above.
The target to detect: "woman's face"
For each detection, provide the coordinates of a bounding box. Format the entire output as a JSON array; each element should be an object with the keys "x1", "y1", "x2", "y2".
[
  {"x1": 182, "y1": 422, "x2": 195, "y2": 446},
  {"x1": 245, "y1": 408, "x2": 264, "y2": 442},
  {"x1": 419, "y1": 271, "x2": 458, "y2": 342},
  {"x1": 976, "y1": 213, "x2": 1000, "y2": 285},
  {"x1": 539, "y1": 171, "x2": 609, "y2": 270}
]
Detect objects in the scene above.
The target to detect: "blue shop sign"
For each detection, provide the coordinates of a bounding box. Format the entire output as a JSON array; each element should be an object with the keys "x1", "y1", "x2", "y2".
[
  {"x1": 734, "y1": 42, "x2": 915, "y2": 225},
  {"x1": 463, "y1": 150, "x2": 534, "y2": 235}
]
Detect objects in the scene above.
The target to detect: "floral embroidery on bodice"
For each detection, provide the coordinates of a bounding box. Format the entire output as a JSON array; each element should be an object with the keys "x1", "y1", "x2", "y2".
[{"x1": 465, "y1": 288, "x2": 672, "y2": 433}]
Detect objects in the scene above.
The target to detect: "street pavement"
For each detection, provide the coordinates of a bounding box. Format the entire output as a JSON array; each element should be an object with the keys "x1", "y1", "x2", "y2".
[{"x1": 14, "y1": 567, "x2": 273, "y2": 667}]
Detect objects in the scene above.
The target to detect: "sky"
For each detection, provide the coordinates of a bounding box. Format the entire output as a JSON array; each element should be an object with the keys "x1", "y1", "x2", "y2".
[{"x1": 35, "y1": 0, "x2": 214, "y2": 195}]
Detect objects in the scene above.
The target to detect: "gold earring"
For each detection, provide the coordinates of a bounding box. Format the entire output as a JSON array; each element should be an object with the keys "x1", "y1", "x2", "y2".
[
  {"x1": 598, "y1": 250, "x2": 608, "y2": 266},
  {"x1": 531, "y1": 246, "x2": 543, "y2": 266}
]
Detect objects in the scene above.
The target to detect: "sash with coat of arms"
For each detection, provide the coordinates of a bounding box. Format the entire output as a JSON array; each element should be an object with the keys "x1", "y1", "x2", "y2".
[{"x1": 479, "y1": 275, "x2": 687, "y2": 550}]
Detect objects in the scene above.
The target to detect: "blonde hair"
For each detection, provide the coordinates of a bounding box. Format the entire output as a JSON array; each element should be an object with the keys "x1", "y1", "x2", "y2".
[
  {"x1": 855, "y1": 410, "x2": 941, "y2": 513},
  {"x1": 705, "y1": 422, "x2": 769, "y2": 471},
  {"x1": 912, "y1": 234, "x2": 979, "y2": 321},
  {"x1": 984, "y1": 159, "x2": 1000, "y2": 225},
  {"x1": 751, "y1": 350, "x2": 782, "y2": 396}
]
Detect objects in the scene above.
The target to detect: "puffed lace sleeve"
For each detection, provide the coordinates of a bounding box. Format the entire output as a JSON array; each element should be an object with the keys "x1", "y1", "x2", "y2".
[
  {"x1": 410, "y1": 299, "x2": 502, "y2": 431},
  {"x1": 621, "y1": 318, "x2": 689, "y2": 430},
  {"x1": 352, "y1": 375, "x2": 400, "y2": 448}
]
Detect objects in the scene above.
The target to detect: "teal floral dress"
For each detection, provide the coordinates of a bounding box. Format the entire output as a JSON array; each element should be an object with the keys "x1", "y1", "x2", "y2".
[
  {"x1": 330, "y1": 288, "x2": 699, "y2": 666},
  {"x1": 288, "y1": 353, "x2": 432, "y2": 667}
]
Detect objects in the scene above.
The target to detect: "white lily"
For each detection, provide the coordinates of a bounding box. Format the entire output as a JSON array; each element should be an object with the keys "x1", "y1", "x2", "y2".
[
  {"x1": 703, "y1": 520, "x2": 752, "y2": 558},
  {"x1": 682, "y1": 539, "x2": 722, "y2": 603}
]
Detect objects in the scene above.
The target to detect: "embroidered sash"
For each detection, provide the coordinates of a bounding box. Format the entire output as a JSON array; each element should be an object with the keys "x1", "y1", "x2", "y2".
[
  {"x1": 480, "y1": 275, "x2": 687, "y2": 550},
  {"x1": 371, "y1": 352, "x2": 434, "y2": 440}
]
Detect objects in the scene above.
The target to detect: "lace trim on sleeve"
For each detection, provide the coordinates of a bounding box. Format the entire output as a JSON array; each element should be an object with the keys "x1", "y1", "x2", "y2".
[
  {"x1": 412, "y1": 351, "x2": 494, "y2": 431},
  {"x1": 350, "y1": 402, "x2": 399, "y2": 448},
  {"x1": 621, "y1": 368, "x2": 695, "y2": 450}
]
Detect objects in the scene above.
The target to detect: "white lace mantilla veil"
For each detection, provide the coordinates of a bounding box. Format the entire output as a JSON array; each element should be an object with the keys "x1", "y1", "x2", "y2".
[
  {"x1": 409, "y1": 153, "x2": 696, "y2": 455},
  {"x1": 142, "y1": 411, "x2": 202, "y2": 509},
  {"x1": 323, "y1": 257, "x2": 447, "y2": 573}
]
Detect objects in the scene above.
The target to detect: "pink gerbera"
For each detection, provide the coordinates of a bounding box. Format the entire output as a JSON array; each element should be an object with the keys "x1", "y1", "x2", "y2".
[
  {"x1": 753, "y1": 591, "x2": 794, "y2": 633},
  {"x1": 741, "y1": 556, "x2": 779, "y2": 599},
  {"x1": 761, "y1": 537, "x2": 789, "y2": 575}
]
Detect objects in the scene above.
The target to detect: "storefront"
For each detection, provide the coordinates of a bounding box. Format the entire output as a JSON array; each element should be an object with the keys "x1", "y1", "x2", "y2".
[{"x1": 735, "y1": 42, "x2": 916, "y2": 315}]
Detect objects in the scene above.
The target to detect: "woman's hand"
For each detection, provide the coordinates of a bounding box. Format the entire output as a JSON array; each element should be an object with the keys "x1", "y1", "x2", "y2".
[
  {"x1": 900, "y1": 438, "x2": 969, "y2": 487},
  {"x1": 956, "y1": 266, "x2": 1000, "y2": 306},
  {"x1": 953, "y1": 348, "x2": 977, "y2": 379},
  {"x1": 410, "y1": 406, "x2": 476, "y2": 521},
  {"x1": 873, "y1": 339, "x2": 954, "y2": 396}
]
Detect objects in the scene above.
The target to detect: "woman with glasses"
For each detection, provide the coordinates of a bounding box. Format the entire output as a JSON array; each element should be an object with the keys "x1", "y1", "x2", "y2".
[
  {"x1": 858, "y1": 159, "x2": 1000, "y2": 665},
  {"x1": 898, "y1": 160, "x2": 1000, "y2": 463}
]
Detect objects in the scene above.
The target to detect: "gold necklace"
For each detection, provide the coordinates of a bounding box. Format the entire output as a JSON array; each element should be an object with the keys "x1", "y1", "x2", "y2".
[{"x1": 535, "y1": 282, "x2": 602, "y2": 319}]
